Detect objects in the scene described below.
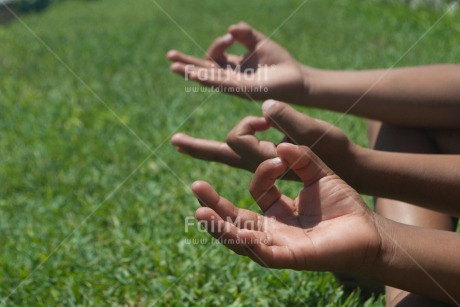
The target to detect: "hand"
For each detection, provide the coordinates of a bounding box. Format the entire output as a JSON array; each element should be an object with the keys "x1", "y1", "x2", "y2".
[
  {"x1": 171, "y1": 115, "x2": 298, "y2": 180},
  {"x1": 172, "y1": 116, "x2": 276, "y2": 171},
  {"x1": 172, "y1": 100, "x2": 360, "y2": 184},
  {"x1": 167, "y1": 22, "x2": 308, "y2": 103},
  {"x1": 192, "y1": 143, "x2": 382, "y2": 272}
]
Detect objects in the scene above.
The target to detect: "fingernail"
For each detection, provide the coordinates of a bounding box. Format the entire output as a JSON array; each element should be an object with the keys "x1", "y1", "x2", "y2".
[
  {"x1": 262, "y1": 100, "x2": 278, "y2": 114},
  {"x1": 222, "y1": 33, "x2": 234, "y2": 43},
  {"x1": 271, "y1": 157, "x2": 282, "y2": 165}
]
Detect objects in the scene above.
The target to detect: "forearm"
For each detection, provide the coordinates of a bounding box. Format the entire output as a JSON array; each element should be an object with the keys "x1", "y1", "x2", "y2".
[
  {"x1": 350, "y1": 148, "x2": 460, "y2": 216},
  {"x1": 301, "y1": 65, "x2": 460, "y2": 128},
  {"x1": 365, "y1": 215, "x2": 460, "y2": 305}
]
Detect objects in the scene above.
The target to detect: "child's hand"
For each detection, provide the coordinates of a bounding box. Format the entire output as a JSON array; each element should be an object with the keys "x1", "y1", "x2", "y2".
[
  {"x1": 171, "y1": 115, "x2": 303, "y2": 179},
  {"x1": 171, "y1": 115, "x2": 280, "y2": 173},
  {"x1": 172, "y1": 100, "x2": 361, "y2": 183},
  {"x1": 167, "y1": 22, "x2": 308, "y2": 103},
  {"x1": 192, "y1": 143, "x2": 382, "y2": 272}
]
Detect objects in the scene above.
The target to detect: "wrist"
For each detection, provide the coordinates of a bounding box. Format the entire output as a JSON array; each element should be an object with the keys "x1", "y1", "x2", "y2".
[
  {"x1": 370, "y1": 213, "x2": 396, "y2": 272},
  {"x1": 353, "y1": 213, "x2": 396, "y2": 278}
]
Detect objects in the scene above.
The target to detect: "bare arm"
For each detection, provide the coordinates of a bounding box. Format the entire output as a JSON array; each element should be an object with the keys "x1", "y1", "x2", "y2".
[
  {"x1": 305, "y1": 65, "x2": 460, "y2": 128},
  {"x1": 370, "y1": 215, "x2": 460, "y2": 305},
  {"x1": 352, "y1": 149, "x2": 460, "y2": 216}
]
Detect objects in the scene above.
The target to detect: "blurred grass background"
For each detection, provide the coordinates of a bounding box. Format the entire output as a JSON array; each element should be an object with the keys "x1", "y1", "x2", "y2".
[{"x1": 0, "y1": 0, "x2": 459, "y2": 305}]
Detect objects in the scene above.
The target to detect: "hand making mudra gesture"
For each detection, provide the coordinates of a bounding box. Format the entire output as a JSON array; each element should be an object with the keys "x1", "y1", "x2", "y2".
[{"x1": 168, "y1": 22, "x2": 460, "y2": 306}]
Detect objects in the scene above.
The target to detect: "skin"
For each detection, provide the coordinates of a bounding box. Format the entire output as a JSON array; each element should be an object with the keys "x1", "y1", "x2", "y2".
[
  {"x1": 192, "y1": 143, "x2": 460, "y2": 305},
  {"x1": 169, "y1": 22, "x2": 460, "y2": 305},
  {"x1": 368, "y1": 121, "x2": 459, "y2": 305},
  {"x1": 173, "y1": 106, "x2": 460, "y2": 305},
  {"x1": 167, "y1": 22, "x2": 460, "y2": 128},
  {"x1": 168, "y1": 22, "x2": 460, "y2": 214},
  {"x1": 172, "y1": 100, "x2": 460, "y2": 217},
  {"x1": 167, "y1": 22, "x2": 306, "y2": 103}
]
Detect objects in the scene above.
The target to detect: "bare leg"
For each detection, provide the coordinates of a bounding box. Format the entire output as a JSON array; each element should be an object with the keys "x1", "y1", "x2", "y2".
[{"x1": 368, "y1": 121, "x2": 458, "y2": 306}]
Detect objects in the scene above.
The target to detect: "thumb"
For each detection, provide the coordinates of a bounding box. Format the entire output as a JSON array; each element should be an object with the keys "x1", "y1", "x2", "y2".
[
  {"x1": 228, "y1": 21, "x2": 265, "y2": 50},
  {"x1": 262, "y1": 100, "x2": 319, "y2": 146}
]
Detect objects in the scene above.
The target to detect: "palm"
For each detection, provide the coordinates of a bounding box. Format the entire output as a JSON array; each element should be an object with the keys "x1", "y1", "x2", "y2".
[
  {"x1": 254, "y1": 176, "x2": 377, "y2": 271},
  {"x1": 193, "y1": 144, "x2": 381, "y2": 273},
  {"x1": 219, "y1": 42, "x2": 304, "y2": 101}
]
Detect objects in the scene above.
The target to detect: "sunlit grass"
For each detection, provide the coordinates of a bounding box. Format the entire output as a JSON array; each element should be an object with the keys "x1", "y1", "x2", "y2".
[{"x1": 0, "y1": 0, "x2": 459, "y2": 304}]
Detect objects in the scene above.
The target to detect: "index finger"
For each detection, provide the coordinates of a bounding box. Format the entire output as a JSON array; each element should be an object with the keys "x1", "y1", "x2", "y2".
[
  {"x1": 249, "y1": 157, "x2": 286, "y2": 212},
  {"x1": 192, "y1": 181, "x2": 263, "y2": 230},
  {"x1": 205, "y1": 33, "x2": 234, "y2": 65},
  {"x1": 226, "y1": 116, "x2": 276, "y2": 163}
]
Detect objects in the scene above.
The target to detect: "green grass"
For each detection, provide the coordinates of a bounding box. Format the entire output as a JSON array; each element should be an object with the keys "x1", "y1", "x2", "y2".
[{"x1": 0, "y1": 0, "x2": 459, "y2": 305}]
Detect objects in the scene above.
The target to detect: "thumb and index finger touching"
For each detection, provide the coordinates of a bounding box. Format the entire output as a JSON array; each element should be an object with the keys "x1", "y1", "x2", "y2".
[
  {"x1": 167, "y1": 22, "x2": 263, "y2": 70},
  {"x1": 247, "y1": 99, "x2": 335, "y2": 212},
  {"x1": 250, "y1": 142, "x2": 332, "y2": 213},
  {"x1": 205, "y1": 21, "x2": 265, "y2": 63}
]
